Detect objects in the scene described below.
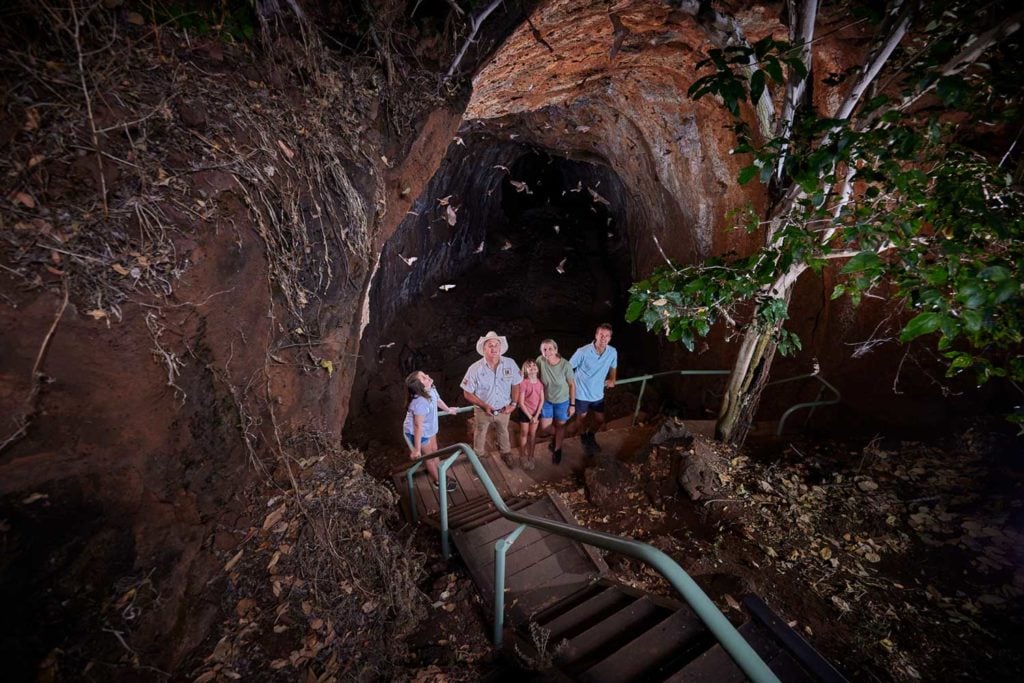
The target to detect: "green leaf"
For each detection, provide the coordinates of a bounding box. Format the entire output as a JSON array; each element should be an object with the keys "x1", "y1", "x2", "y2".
[
  {"x1": 841, "y1": 251, "x2": 881, "y2": 274},
  {"x1": 994, "y1": 280, "x2": 1019, "y2": 304},
  {"x1": 900, "y1": 312, "x2": 945, "y2": 342},
  {"x1": 978, "y1": 265, "x2": 1010, "y2": 282},
  {"x1": 831, "y1": 284, "x2": 846, "y2": 300},
  {"x1": 763, "y1": 58, "x2": 784, "y2": 83},
  {"x1": 961, "y1": 309, "x2": 983, "y2": 334},
  {"x1": 737, "y1": 165, "x2": 759, "y2": 185},
  {"x1": 750, "y1": 69, "x2": 766, "y2": 104},
  {"x1": 625, "y1": 299, "x2": 644, "y2": 322}
]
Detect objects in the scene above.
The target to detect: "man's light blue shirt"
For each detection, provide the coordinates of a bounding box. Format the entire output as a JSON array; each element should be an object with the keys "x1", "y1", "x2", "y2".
[{"x1": 570, "y1": 343, "x2": 618, "y2": 401}]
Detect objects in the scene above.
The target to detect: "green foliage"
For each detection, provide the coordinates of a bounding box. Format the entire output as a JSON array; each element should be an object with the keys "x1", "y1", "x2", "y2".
[
  {"x1": 688, "y1": 38, "x2": 806, "y2": 115},
  {"x1": 628, "y1": 1, "x2": 1024, "y2": 391}
]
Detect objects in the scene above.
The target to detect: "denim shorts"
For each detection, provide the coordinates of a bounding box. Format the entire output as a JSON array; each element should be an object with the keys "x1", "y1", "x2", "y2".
[
  {"x1": 405, "y1": 433, "x2": 431, "y2": 445},
  {"x1": 541, "y1": 400, "x2": 570, "y2": 422}
]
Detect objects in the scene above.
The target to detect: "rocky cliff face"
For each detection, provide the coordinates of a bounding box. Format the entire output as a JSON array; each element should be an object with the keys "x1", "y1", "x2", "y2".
[{"x1": 0, "y1": 3, "x2": 469, "y2": 674}]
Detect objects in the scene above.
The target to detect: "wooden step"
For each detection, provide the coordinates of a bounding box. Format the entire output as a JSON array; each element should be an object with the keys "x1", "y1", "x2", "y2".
[
  {"x1": 663, "y1": 620, "x2": 782, "y2": 682},
  {"x1": 556, "y1": 596, "x2": 673, "y2": 674},
  {"x1": 537, "y1": 584, "x2": 636, "y2": 641},
  {"x1": 451, "y1": 494, "x2": 609, "y2": 620},
  {"x1": 579, "y1": 606, "x2": 714, "y2": 682},
  {"x1": 451, "y1": 496, "x2": 533, "y2": 531}
]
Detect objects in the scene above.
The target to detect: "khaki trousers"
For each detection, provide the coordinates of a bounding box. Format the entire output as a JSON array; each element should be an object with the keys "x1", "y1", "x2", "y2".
[{"x1": 473, "y1": 407, "x2": 512, "y2": 456}]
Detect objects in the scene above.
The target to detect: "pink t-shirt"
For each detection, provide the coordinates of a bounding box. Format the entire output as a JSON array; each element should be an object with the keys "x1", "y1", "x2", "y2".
[{"x1": 519, "y1": 379, "x2": 544, "y2": 416}]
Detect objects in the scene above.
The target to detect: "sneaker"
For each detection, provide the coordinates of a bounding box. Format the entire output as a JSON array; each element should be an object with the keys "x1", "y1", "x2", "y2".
[
  {"x1": 552, "y1": 449, "x2": 562, "y2": 465},
  {"x1": 501, "y1": 452, "x2": 516, "y2": 468},
  {"x1": 432, "y1": 478, "x2": 458, "y2": 493},
  {"x1": 524, "y1": 457, "x2": 535, "y2": 472}
]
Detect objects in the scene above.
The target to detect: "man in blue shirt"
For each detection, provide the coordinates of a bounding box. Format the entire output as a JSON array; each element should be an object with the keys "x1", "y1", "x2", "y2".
[{"x1": 569, "y1": 323, "x2": 617, "y2": 455}]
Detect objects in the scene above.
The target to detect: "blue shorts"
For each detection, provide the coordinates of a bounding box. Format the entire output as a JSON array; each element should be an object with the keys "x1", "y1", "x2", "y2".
[
  {"x1": 405, "y1": 433, "x2": 431, "y2": 445},
  {"x1": 576, "y1": 398, "x2": 605, "y2": 415},
  {"x1": 541, "y1": 400, "x2": 570, "y2": 422}
]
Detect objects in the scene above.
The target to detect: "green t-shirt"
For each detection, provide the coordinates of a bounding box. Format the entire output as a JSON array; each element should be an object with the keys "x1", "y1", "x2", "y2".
[{"x1": 536, "y1": 356, "x2": 574, "y2": 403}]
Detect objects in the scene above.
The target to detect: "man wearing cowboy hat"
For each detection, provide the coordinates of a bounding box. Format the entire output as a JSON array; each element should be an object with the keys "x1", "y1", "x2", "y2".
[{"x1": 461, "y1": 331, "x2": 522, "y2": 468}]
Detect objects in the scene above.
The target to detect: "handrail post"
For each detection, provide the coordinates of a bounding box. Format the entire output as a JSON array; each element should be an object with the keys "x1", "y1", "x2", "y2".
[
  {"x1": 632, "y1": 377, "x2": 648, "y2": 426},
  {"x1": 804, "y1": 384, "x2": 825, "y2": 426},
  {"x1": 493, "y1": 523, "x2": 527, "y2": 647},
  {"x1": 405, "y1": 462, "x2": 422, "y2": 525},
  {"x1": 438, "y1": 450, "x2": 461, "y2": 561}
]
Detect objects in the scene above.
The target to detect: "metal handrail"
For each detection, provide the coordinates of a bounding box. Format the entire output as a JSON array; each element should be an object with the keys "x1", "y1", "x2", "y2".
[
  {"x1": 402, "y1": 442, "x2": 780, "y2": 683},
  {"x1": 614, "y1": 369, "x2": 731, "y2": 425},
  {"x1": 429, "y1": 368, "x2": 839, "y2": 433},
  {"x1": 763, "y1": 372, "x2": 841, "y2": 435}
]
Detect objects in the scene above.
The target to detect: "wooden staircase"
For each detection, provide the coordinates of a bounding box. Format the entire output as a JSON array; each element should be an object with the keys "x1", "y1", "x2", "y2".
[
  {"x1": 393, "y1": 431, "x2": 846, "y2": 682},
  {"x1": 516, "y1": 578, "x2": 843, "y2": 681}
]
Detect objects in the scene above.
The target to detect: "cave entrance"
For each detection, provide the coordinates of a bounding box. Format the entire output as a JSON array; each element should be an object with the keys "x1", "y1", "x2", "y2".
[{"x1": 345, "y1": 146, "x2": 662, "y2": 470}]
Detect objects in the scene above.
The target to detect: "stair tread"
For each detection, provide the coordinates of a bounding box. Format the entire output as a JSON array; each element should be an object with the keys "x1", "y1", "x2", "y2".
[
  {"x1": 557, "y1": 596, "x2": 670, "y2": 669},
  {"x1": 664, "y1": 620, "x2": 781, "y2": 683},
  {"x1": 579, "y1": 606, "x2": 712, "y2": 682},
  {"x1": 538, "y1": 585, "x2": 634, "y2": 640}
]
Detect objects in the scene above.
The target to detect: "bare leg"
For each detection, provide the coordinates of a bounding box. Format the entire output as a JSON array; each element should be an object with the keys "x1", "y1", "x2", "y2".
[
  {"x1": 526, "y1": 421, "x2": 538, "y2": 460},
  {"x1": 518, "y1": 420, "x2": 528, "y2": 460},
  {"x1": 539, "y1": 417, "x2": 553, "y2": 443},
  {"x1": 553, "y1": 419, "x2": 566, "y2": 451},
  {"x1": 422, "y1": 437, "x2": 439, "y2": 483},
  {"x1": 573, "y1": 410, "x2": 590, "y2": 438}
]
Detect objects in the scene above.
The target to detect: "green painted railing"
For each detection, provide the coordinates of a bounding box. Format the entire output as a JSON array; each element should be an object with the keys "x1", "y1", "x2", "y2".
[
  {"x1": 764, "y1": 372, "x2": 841, "y2": 435},
  {"x1": 615, "y1": 369, "x2": 730, "y2": 425},
  {"x1": 401, "y1": 442, "x2": 780, "y2": 683}
]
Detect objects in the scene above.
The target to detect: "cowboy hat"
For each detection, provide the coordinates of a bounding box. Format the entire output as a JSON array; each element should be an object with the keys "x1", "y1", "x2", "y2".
[{"x1": 476, "y1": 330, "x2": 509, "y2": 356}]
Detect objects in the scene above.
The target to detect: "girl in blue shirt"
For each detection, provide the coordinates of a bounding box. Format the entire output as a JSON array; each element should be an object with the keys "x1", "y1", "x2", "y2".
[{"x1": 404, "y1": 371, "x2": 457, "y2": 491}]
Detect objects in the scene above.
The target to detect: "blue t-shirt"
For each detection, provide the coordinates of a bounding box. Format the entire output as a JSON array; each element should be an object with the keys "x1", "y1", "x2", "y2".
[
  {"x1": 403, "y1": 387, "x2": 440, "y2": 438},
  {"x1": 570, "y1": 344, "x2": 618, "y2": 401}
]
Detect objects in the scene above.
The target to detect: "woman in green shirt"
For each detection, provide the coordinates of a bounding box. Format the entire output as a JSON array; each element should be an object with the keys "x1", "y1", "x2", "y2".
[{"x1": 537, "y1": 339, "x2": 576, "y2": 464}]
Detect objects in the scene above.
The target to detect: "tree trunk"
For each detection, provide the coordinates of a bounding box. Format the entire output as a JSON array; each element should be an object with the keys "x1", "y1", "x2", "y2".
[
  {"x1": 716, "y1": 279, "x2": 798, "y2": 445},
  {"x1": 715, "y1": 316, "x2": 782, "y2": 445}
]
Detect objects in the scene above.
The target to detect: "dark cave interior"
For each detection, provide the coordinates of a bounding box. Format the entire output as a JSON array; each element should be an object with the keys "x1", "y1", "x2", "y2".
[{"x1": 344, "y1": 137, "x2": 768, "y2": 469}]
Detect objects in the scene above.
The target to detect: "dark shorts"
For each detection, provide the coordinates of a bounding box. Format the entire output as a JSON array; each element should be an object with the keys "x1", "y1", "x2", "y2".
[
  {"x1": 576, "y1": 398, "x2": 605, "y2": 415},
  {"x1": 510, "y1": 407, "x2": 531, "y2": 424}
]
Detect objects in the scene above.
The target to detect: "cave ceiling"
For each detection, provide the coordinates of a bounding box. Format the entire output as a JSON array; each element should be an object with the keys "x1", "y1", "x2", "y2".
[
  {"x1": 465, "y1": 0, "x2": 768, "y2": 264},
  {"x1": 456, "y1": 0, "x2": 860, "y2": 264}
]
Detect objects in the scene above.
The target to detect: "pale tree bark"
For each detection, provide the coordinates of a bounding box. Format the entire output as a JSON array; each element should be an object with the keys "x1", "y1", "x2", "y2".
[
  {"x1": 775, "y1": 0, "x2": 818, "y2": 182},
  {"x1": 716, "y1": 264, "x2": 804, "y2": 443}
]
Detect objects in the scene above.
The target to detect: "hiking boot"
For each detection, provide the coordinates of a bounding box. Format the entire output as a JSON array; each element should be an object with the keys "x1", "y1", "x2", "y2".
[
  {"x1": 432, "y1": 478, "x2": 458, "y2": 493},
  {"x1": 501, "y1": 451, "x2": 516, "y2": 468},
  {"x1": 552, "y1": 449, "x2": 562, "y2": 465},
  {"x1": 587, "y1": 432, "x2": 602, "y2": 452}
]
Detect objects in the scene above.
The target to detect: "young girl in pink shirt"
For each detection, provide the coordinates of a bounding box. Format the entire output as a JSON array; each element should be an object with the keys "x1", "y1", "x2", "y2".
[{"x1": 511, "y1": 359, "x2": 544, "y2": 470}]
